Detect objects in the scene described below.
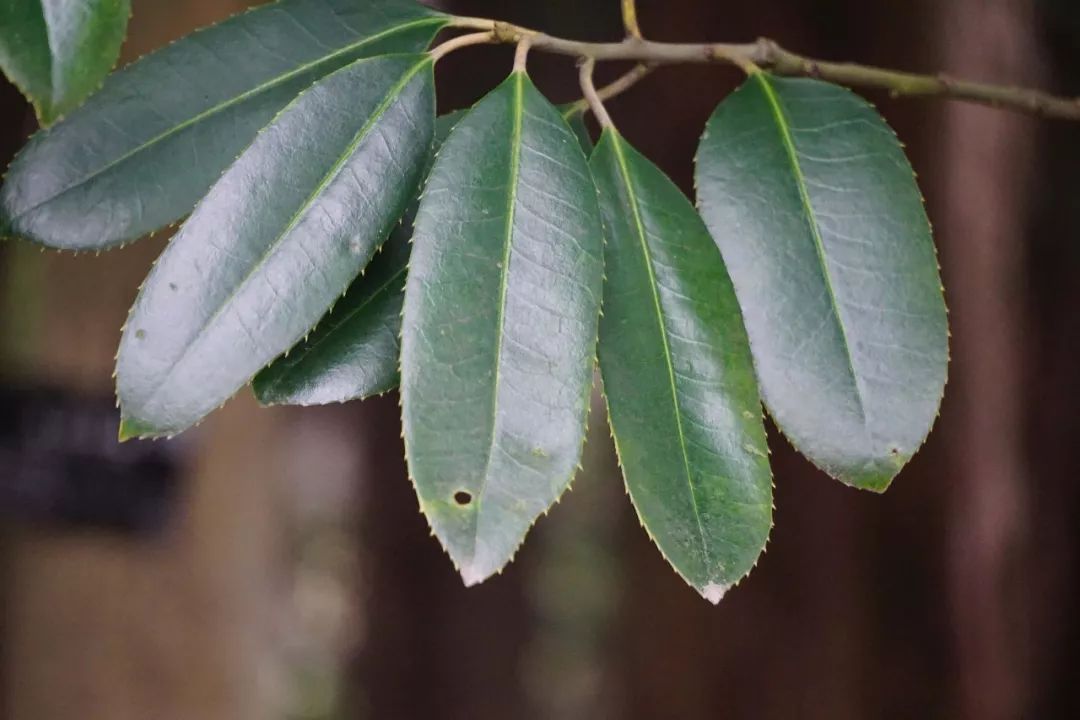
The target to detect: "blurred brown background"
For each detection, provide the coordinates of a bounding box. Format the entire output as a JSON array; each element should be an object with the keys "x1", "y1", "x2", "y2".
[{"x1": 1, "y1": 0, "x2": 1078, "y2": 718}]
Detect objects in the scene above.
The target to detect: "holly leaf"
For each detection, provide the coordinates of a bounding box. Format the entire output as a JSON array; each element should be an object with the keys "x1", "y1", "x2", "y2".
[
  {"x1": 695, "y1": 75, "x2": 948, "y2": 491},
  {"x1": 592, "y1": 128, "x2": 772, "y2": 603},
  {"x1": 400, "y1": 72, "x2": 604, "y2": 585}
]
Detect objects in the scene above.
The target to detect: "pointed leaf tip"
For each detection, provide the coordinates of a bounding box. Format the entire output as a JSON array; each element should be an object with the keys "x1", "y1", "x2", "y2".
[
  {"x1": 458, "y1": 562, "x2": 491, "y2": 588},
  {"x1": 591, "y1": 130, "x2": 772, "y2": 598},
  {"x1": 118, "y1": 417, "x2": 150, "y2": 442},
  {"x1": 401, "y1": 73, "x2": 603, "y2": 583},
  {"x1": 701, "y1": 582, "x2": 730, "y2": 605}
]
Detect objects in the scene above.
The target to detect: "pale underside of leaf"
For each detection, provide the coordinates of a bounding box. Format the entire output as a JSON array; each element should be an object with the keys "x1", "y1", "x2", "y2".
[
  {"x1": 1, "y1": 0, "x2": 446, "y2": 249},
  {"x1": 592, "y1": 129, "x2": 772, "y2": 601},
  {"x1": 117, "y1": 54, "x2": 435, "y2": 438},
  {"x1": 695, "y1": 74, "x2": 948, "y2": 491},
  {"x1": 401, "y1": 72, "x2": 603, "y2": 586}
]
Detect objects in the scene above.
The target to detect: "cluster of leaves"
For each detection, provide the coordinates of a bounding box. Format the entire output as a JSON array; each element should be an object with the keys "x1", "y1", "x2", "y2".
[{"x1": 0, "y1": 0, "x2": 948, "y2": 602}]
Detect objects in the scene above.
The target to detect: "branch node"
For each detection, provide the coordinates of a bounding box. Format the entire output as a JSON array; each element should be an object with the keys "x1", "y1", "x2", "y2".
[
  {"x1": 493, "y1": 21, "x2": 520, "y2": 43},
  {"x1": 754, "y1": 37, "x2": 781, "y2": 64}
]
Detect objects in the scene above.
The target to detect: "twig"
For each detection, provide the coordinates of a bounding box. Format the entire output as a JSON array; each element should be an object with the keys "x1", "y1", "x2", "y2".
[
  {"x1": 579, "y1": 59, "x2": 615, "y2": 129},
  {"x1": 621, "y1": 0, "x2": 643, "y2": 40},
  {"x1": 429, "y1": 31, "x2": 495, "y2": 62},
  {"x1": 564, "y1": 64, "x2": 654, "y2": 116},
  {"x1": 446, "y1": 17, "x2": 1080, "y2": 121},
  {"x1": 513, "y1": 38, "x2": 532, "y2": 73}
]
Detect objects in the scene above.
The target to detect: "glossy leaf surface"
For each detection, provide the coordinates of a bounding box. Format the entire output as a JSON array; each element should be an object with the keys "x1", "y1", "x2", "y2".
[
  {"x1": 0, "y1": 0, "x2": 130, "y2": 124},
  {"x1": 695, "y1": 74, "x2": 948, "y2": 490},
  {"x1": 117, "y1": 54, "x2": 435, "y2": 438},
  {"x1": 592, "y1": 129, "x2": 771, "y2": 602},
  {"x1": 252, "y1": 225, "x2": 411, "y2": 407},
  {"x1": 401, "y1": 72, "x2": 603, "y2": 585},
  {"x1": 253, "y1": 111, "x2": 465, "y2": 407},
  {"x1": 0, "y1": 0, "x2": 445, "y2": 250},
  {"x1": 255, "y1": 104, "x2": 592, "y2": 408}
]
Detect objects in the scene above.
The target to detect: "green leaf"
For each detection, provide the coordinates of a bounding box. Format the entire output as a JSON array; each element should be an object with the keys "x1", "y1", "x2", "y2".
[
  {"x1": 255, "y1": 104, "x2": 578, "y2": 408},
  {"x1": 252, "y1": 223, "x2": 411, "y2": 408},
  {"x1": 1, "y1": 0, "x2": 446, "y2": 250},
  {"x1": 695, "y1": 74, "x2": 948, "y2": 491},
  {"x1": 591, "y1": 129, "x2": 771, "y2": 603},
  {"x1": 561, "y1": 105, "x2": 593, "y2": 153},
  {"x1": 0, "y1": 0, "x2": 131, "y2": 125},
  {"x1": 253, "y1": 111, "x2": 465, "y2": 407},
  {"x1": 401, "y1": 72, "x2": 604, "y2": 586},
  {"x1": 116, "y1": 54, "x2": 436, "y2": 438}
]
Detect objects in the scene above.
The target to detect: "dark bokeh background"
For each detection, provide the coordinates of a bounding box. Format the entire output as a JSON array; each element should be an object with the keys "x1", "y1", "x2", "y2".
[{"x1": 1, "y1": 1, "x2": 1078, "y2": 718}]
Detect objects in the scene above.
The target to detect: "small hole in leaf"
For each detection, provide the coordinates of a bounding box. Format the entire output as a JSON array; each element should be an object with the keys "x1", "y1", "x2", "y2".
[
  {"x1": 453, "y1": 490, "x2": 472, "y2": 507},
  {"x1": 889, "y1": 447, "x2": 900, "y2": 456},
  {"x1": 135, "y1": 329, "x2": 147, "y2": 340}
]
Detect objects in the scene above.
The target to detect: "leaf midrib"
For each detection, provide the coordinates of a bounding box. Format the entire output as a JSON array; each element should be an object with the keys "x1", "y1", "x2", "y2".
[
  {"x1": 129, "y1": 57, "x2": 430, "y2": 424},
  {"x1": 754, "y1": 73, "x2": 868, "y2": 427},
  {"x1": 468, "y1": 72, "x2": 525, "y2": 563},
  {"x1": 609, "y1": 131, "x2": 712, "y2": 574},
  {"x1": 10, "y1": 16, "x2": 444, "y2": 223}
]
